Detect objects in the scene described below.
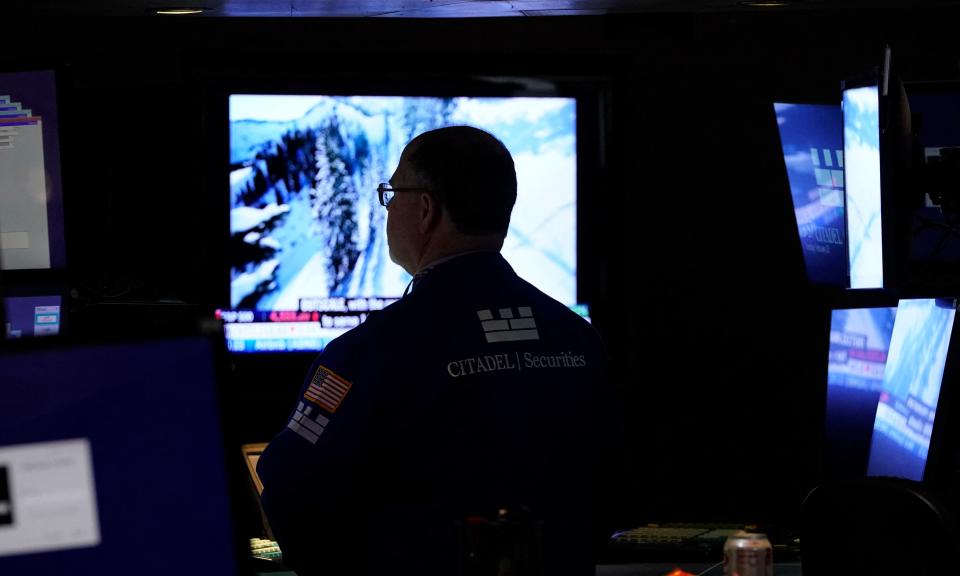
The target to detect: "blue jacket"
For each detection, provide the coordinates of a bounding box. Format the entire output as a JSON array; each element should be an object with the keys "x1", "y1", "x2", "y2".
[{"x1": 257, "y1": 251, "x2": 621, "y2": 575}]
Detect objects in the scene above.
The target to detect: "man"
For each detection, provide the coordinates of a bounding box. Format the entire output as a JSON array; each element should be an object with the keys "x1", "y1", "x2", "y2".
[{"x1": 257, "y1": 126, "x2": 622, "y2": 576}]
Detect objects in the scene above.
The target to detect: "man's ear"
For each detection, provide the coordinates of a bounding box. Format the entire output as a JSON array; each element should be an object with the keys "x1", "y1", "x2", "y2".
[{"x1": 418, "y1": 192, "x2": 441, "y2": 233}]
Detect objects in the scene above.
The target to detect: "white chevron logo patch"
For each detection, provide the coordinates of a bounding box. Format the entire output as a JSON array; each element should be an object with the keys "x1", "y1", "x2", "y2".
[{"x1": 477, "y1": 306, "x2": 539, "y2": 343}]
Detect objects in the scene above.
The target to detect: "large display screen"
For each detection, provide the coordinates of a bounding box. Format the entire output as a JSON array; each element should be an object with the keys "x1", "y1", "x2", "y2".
[
  {"x1": 0, "y1": 70, "x2": 67, "y2": 270},
  {"x1": 867, "y1": 299, "x2": 956, "y2": 481},
  {"x1": 774, "y1": 103, "x2": 846, "y2": 285},
  {"x1": 220, "y1": 94, "x2": 580, "y2": 353},
  {"x1": 843, "y1": 85, "x2": 884, "y2": 289}
]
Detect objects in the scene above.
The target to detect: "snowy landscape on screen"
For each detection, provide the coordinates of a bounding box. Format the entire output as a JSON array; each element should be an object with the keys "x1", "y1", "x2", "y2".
[{"x1": 229, "y1": 95, "x2": 577, "y2": 311}]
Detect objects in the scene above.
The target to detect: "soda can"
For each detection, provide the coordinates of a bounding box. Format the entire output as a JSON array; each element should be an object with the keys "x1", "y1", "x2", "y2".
[{"x1": 723, "y1": 531, "x2": 772, "y2": 576}]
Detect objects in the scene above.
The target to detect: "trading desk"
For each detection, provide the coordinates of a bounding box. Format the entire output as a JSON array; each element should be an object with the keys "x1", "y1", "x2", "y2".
[
  {"x1": 250, "y1": 564, "x2": 803, "y2": 576},
  {"x1": 597, "y1": 563, "x2": 802, "y2": 575}
]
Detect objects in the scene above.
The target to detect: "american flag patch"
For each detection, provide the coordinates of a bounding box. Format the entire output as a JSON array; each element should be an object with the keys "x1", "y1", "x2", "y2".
[{"x1": 304, "y1": 365, "x2": 352, "y2": 413}]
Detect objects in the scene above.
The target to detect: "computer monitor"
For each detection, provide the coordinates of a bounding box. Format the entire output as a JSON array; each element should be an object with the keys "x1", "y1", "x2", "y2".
[
  {"x1": 866, "y1": 298, "x2": 957, "y2": 482},
  {"x1": 0, "y1": 69, "x2": 67, "y2": 271},
  {"x1": 824, "y1": 305, "x2": 897, "y2": 478},
  {"x1": 3, "y1": 294, "x2": 61, "y2": 340},
  {"x1": 241, "y1": 443, "x2": 267, "y2": 496},
  {"x1": 773, "y1": 102, "x2": 846, "y2": 286},
  {"x1": 0, "y1": 260, "x2": 5, "y2": 335},
  {"x1": 219, "y1": 93, "x2": 583, "y2": 353},
  {"x1": 842, "y1": 49, "x2": 916, "y2": 291},
  {"x1": 902, "y1": 83, "x2": 960, "y2": 264},
  {"x1": 0, "y1": 337, "x2": 238, "y2": 575},
  {"x1": 843, "y1": 80, "x2": 884, "y2": 289}
]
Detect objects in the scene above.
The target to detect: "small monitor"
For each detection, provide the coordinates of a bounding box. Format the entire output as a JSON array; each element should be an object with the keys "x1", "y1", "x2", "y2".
[
  {"x1": 866, "y1": 298, "x2": 957, "y2": 481},
  {"x1": 843, "y1": 82, "x2": 884, "y2": 289},
  {"x1": 774, "y1": 102, "x2": 846, "y2": 285},
  {"x1": 824, "y1": 306, "x2": 897, "y2": 478},
  {"x1": 3, "y1": 294, "x2": 61, "y2": 340},
  {"x1": 241, "y1": 443, "x2": 268, "y2": 496},
  {"x1": 220, "y1": 93, "x2": 581, "y2": 353},
  {"x1": 0, "y1": 337, "x2": 238, "y2": 575},
  {"x1": 0, "y1": 69, "x2": 67, "y2": 271}
]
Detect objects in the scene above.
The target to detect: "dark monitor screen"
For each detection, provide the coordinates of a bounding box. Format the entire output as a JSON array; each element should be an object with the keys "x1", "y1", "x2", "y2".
[
  {"x1": 3, "y1": 295, "x2": 61, "y2": 340},
  {"x1": 842, "y1": 83, "x2": 885, "y2": 289},
  {"x1": 824, "y1": 306, "x2": 896, "y2": 478},
  {"x1": 0, "y1": 337, "x2": 237, "y2": 575},
  {"x1": 773, "y1": 103, "x2": 846, "y2": 285},
  {"x1": 0, "y1": 70, "x2": 67, "y2": 271},
  {"x1": 219, "y1": 94, "x2": 584, "y2": 353},
  {"x1": 866, "y1": 298, "x2": 957, "y2": 481},
  {"x1": 903, "y1": 86, "x2": 960, "y2": 264}
]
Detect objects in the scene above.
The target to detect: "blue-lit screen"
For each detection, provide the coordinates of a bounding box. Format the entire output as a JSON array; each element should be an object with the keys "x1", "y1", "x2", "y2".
[
  {"x1": 3, "y1": 295, "x2": 61, "y2": 340},
  {"x1": 867, "y1": 299, "x2": 957, "y2": 481},
  {"x1": 222, "y1": 95, "x2": 580, "y2": 353},
  {"x1": 0, "y1": 338, "x2": 237, "y2": 575},
  {"x1": 843, "y1": 85, "x2": 884, "y2": 289},
  {"x1": 774, "y1": 103, "x2": 845, "y2": 285},
  {"x1": 824, "y1": 307, "x2": 896, "y2": 477}
]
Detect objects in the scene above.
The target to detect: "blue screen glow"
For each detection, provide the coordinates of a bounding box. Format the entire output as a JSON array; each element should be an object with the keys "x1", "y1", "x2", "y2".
[
  {"x1": 828, "y1": 307, "x2": 897, "y2": 393},
  {"x1": 843, "y1": 85, "x2": 884, "y2": 289},
  {"x1": 867, "y1": 299, "x2": 956, "y2": 481},
  {"x1": 774, "y1": 103, "x2": 846, "y2": 285},
  {"x1": 823, "y1": 307, "x2": 896, "y2": 477}
]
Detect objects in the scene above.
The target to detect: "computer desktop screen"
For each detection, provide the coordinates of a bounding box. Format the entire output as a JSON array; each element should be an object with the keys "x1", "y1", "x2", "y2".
[
  {"x1": 843, "y1": 84, "x2": 884, "y2": 289},
  {"x1": 824, "y1": 306, "x2": 896, "y2": 477},
  {"x1": 773, "y1": 103, "x2": 845, "y2": 285},
  {"x1": 0, "y1": 70, "x2": 67, "y2": 271},
  {"x1": 3, "y1": 295, "x2": 61, "y2": 340},
  {"x1": 0, "y1": 337, "x2": 237, "y2": 575},
  {"x1": 220, "y1": 94, "x2": 582, "y2": 353},
  {"x1": 866, "y1": 298, "x2": 957, "y2": 481}
]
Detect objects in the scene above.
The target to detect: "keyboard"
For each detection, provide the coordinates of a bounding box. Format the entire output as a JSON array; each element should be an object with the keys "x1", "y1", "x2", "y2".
[
  {"x1": 606, "y1": 524, "x2": 746, "y2": 562},
  {"x1": 250, "y1": 537, "x2": 283, "y2": 562}
]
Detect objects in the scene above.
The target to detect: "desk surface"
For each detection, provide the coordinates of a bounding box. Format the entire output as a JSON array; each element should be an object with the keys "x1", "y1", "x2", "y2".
[
  {"x1": 254, "y1": 564, "x2": 802, "y2": 576},
  {"x1": 597, "y1": 563, "x2": 802, "y2": 576}
]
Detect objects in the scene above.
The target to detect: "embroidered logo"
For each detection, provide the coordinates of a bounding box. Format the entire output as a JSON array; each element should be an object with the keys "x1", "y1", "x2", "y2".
[
  {"x1": 287, "y1": 401, "x2": 331, "y2": 445},
  {"x1": 477, "y1": 306, "x2": 539, "y2": 343}
]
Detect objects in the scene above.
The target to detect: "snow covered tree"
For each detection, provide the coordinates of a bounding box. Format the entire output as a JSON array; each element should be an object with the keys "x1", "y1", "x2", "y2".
[
  {"x1": 313, "y1": 116, "x2": 361, "y2": 295},
  {"x1": 401, "y1": 97, "x2": 456, "y2": 142}
]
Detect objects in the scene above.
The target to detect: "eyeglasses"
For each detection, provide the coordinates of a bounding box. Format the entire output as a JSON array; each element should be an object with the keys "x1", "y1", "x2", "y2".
[{"x1": 377, "y1": 183, "x2": 429, "y2": 208}]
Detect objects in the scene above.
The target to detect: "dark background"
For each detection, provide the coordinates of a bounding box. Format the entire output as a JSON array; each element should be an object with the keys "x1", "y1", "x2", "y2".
[{"x1": 6, "y1": 8, "x2": 960, "y2": 532}]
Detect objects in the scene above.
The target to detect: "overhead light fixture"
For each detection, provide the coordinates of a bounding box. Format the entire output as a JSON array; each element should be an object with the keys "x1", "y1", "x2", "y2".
[{"x1": 151, "y1": 6, "x2": 209, "y2": 15}]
